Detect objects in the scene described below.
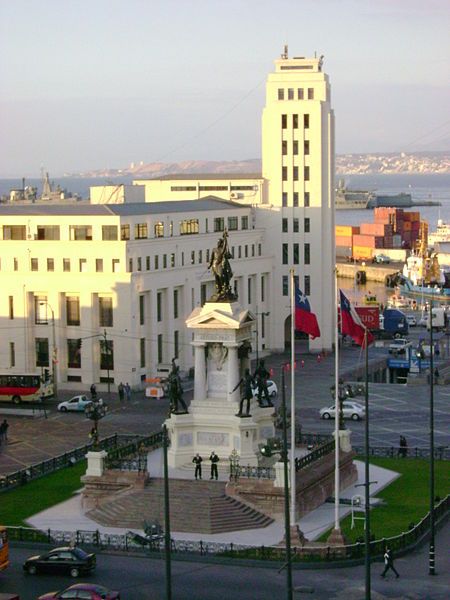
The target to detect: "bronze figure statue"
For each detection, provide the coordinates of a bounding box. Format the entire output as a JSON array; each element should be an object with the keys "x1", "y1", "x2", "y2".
[
  {"x1": 207, "y1": 230, "x2": 237, "y2": 302},
  {"x1": 168, "y1": 358, "x2": 188, "y2": 415}
]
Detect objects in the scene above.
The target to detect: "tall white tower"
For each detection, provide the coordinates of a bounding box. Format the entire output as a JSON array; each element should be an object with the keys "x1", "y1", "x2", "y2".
[{"x1": 261, "y1": 49, "x2": 334, "y2": 351}]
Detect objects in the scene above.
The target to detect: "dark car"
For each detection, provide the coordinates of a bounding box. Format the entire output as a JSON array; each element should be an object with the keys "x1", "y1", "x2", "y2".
[
  {"x1": 23, "y1": 546, "x2": 96, "y2": 578},
  {"x1": 38, "y1": 583, "x2": 120, "y2": 600}
]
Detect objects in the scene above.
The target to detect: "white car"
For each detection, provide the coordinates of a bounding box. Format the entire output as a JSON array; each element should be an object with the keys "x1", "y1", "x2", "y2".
[
  {"x1": 406, "y1": 315, "x2": 417, "y2": 327},
  {"x1": 320, "y1": 401, "x2": 365, "y2": 421},
  {"x1": 57, "y1": 395, "x2": 103, "y2": 412},
  {"x1": 251, "y1": 379, "x2": 278, "y2": 398},
  {"x1": 388, "y1": 338, "x2": 412, "y2": 354}
]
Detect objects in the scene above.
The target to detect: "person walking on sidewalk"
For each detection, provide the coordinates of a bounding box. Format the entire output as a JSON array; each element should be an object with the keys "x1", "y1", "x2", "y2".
[
  {"x1": 125, "y1": 382, "x2": 131, "y2": 402},
  {"x1": 118, "y1": 382, "x2": 125, "y2": 404},
  {"x1": 209, "y1": 451, "x2": 220, "y2": 480},
  {"x1": 192, "y1": 453, "x2": 203, "y2": 480},
  {"x1": 381, "y1": 547, "x2": 399, "y2": 578},
  {"x1": 0, "y1": 419, "x2": 9, "y2": 443}
]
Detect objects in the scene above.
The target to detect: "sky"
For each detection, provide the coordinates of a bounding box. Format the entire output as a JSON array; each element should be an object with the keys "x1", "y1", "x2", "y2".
[{"x1": 1, "y1": 0, "x2": 449, "y2": 177}]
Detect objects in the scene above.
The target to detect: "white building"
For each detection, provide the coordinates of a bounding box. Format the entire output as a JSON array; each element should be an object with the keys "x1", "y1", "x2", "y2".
[{"x1": 0, "y1": 51, "x2": 335, "y2": 390}]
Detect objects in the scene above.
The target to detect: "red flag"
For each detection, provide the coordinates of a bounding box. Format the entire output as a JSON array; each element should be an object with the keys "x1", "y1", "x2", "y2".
[
  {"x1": 295, "y1": 284, "x2": 321, "y2": 339},
  {"x1": 339, "y1": 290, "x2": 374, "y2": 347}
]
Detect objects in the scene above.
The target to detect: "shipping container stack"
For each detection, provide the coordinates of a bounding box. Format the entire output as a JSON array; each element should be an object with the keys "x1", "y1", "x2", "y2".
[{"x1": 335, "y1": 207, "x2": 428, "y2": 259}]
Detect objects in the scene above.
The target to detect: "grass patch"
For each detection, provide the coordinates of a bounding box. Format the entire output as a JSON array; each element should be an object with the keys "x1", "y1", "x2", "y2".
[
  {"x1": 320, "y1": 457, "x2": 449, "y2": 543},
  {"x1": 0, "y1": 461, "x2": 86, "y2": 527}
]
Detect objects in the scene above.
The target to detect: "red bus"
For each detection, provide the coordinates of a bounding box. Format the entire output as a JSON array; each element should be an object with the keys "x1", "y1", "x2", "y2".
[{"x1": 0, "y1": 374, "x2": 53, "y2": 404}]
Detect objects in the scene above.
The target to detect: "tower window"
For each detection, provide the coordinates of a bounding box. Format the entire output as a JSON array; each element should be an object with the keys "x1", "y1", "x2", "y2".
[
  {"x1": 282, "y1": 276, "x2": 288, "y2": 296},
  {"x1": 278, "y1": 88, "x2": 284, "y2": 100},
  {"x1": 304, "y1": 275, "x2": 311, "y2": 296},
  {"x1": 297, "y1": 88, "x2": 304, "y2": 100},
  {"x1": 292, "y1": 114, "x2": 298, "y2": 129},
  {"x1": 282, "y1": 167, "x2": 288, "y2": 181},
  {"x1": 308, "y1": 88, "x2": 314, "y2": 100},
  {"x1": 282, "y1": 218, "x2": 288, "y2": 233},
  {"x1": 293, "y1": 140, "x2": 298, "y2": 155},
  {"x1": 304, "y1": 140, "x2": 310, "y2": 155},
  {"x1": 293, "y1": 218, "x2": 299, "y2": 233},
  {"x1": 293, "y1": 166, "x2": 299, "y2": 181},
  {"x1": 282, "y1": 140, "x2": 287, "y2": 155},
  {"x1": 304, "y1": 217, "x2": 310, "y2": 233},
  {"x1": 304, "y1": 166, "x2": 310, "y2": 181},
  {"x1": 293, "y1": 243, "x2": 299, "y2": 265},
  {"x1": 304, "y1": 114, "x2": 310, "y2": 128},
  {"x1": 288, "y1": 88, "x2": 294, "y2": 100},
  {"x1": 304, "y1": 192, "x2": 310, "y2": 207},
  {"x1": 282, "y1": 244, "x2": 288, "y2": 265},
  {"x1": 282, "y1": 192, "x2": 288, "y2": 207},
  {"x1": 293, "y1": 192, "x2": 299, "y2": 207},
  {"x1": 304, "y1": 243, "x2": 310, "y2": 265},
  {"x1": 281, "y1": 114, "x2": 287, "y2": 129}
]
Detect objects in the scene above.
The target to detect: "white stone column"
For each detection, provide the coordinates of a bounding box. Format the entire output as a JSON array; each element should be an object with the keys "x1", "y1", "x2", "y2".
[
  {"x1": 193, "y1": 342, "x2": 206, "y2": 401},
  {"x1": 226, "y1": 343, "x2": 240, "y2": 403}
]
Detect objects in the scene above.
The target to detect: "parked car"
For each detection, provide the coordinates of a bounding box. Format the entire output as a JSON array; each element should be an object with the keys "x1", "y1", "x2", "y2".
[
  {"x1": 251, "y1": 379, "x2": 278, "y2": 398},
  {"x1": 372, "y1": 254, "x2": 391, "y2": 264},
  {"x1": 388, "y1": 338, "x2": 412, "y2": 354},
  {"x1": 406, "y1": 315, "x2": 417, "y2": 327},
  {"x1": 320, "y1": 401, "x2": 365, "y2": 421},
  {"x1": 57, "y1": 395, "x2": 103, "y2": 412},
  {"x1": 24, "y1": 547, "x2": 96, "y2": 577},
  {"x1": 38, "y1": 583, "x2": 120, "y2": 600}
]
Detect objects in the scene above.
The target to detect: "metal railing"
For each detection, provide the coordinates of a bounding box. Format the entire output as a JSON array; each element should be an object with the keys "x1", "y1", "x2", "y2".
[
  {"x1": 7, "y1": 495, "x2": 448, "y2": 562},
  {"x1": 104, "y1": 431, "x2": 164, "y2": 470},
  {"x1": 353, "y1": 445, "x2": 449, "y2": 460},
  {"x1": 295, "y1": 439, "x2": 335, "y2": 472},
  {"x1": 231, "y1": 465, "x2": 275, "y2": 480},
  {"x1": 295, "y1": 431, "x2": 333, "y2": 446},
  {"x1": 106, "y1": 456, "x2": 148, "y2": 473}
]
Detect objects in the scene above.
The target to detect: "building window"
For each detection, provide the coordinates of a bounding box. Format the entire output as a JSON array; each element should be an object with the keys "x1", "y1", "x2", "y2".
[
  {"x1": 154, "y1": 222, "x2": 164, "y2": 237},
  {"x1": 297, "y1": 88, "x2": 304, "y2": 100},
  {"x1": 180, "y1": 219, "x2": 199, "y2": 235},
  {"x1": 140, "y1": 338, "x2": 146, "y2": 368},
  {"x1": 79, "y1": 258, "x2": 87, "y2": 272},
  {"x1": 293, "y1": 243, "x2": 299, "y2": 264},
  {"x1": 35, "y1": 296, "x2": 48, "y2": 324},
  {"x1": 282, "y1": 192, "x2": 288, "y2": 207},
  {"x1": 214, "y1": 217, "x2": 224, "y2": 232},
  {"x1": 173, "y1": 289, "x2": 179, "y2": 319},
  {"x1": 304, "y1": 192, "x2": 310, "y2": 207},
  {"x1": 174, "y1": 330, "x2": 179, "y2": 359},
  {"x1": 191, "y1": 251, "x2": 195, "y2": 265},
  {"x1": 9, "y1": 296, "x2": 14, "y2": 319},
  {"x1": 241, "y1": 216, "x2": 248, "y2": 230},
  {"x1": 308, "y1": 87, "x2": 314, "y2": 100},
  {"x1": 282, "y1": 243, "x2": 288, "y2": 265},
  {"x1": 252, "y1": 244, "x2": 255, "y2": 257},
  {"x1": 228, "y1": 216, "x2": 238, "y2": 231},
  {"x1": 247, "y1": 278, "x2": 252, "y2": 304},
  {"x1": 99, "y1": 297, "x2": 113, "y2": 327},
  {"x1": 201, "y1": 284, "x2": 207, "y2": 306},
  {"x1": 10, "y1": 342, "x2": 15, "y2": 367},
  {"x1": 288, "y1": 88, "x2": 294, "y2": 100},
  {"x1": 146, "y1": 256, "x2": 150, "y2": 270},
  {"x1": 304, "y1": 166, "x2": 310, "y2": 181},
  {"x1": 304, "y1": 114, "x2": 309, "y2": 128},
  {"x1": 304, "y1": 243, "x2": 310, "y2": 265},
  {"x1": 199, "y1": 185, "x2": 228, "y2": 191},
  {"x1": 261, "y1": 275, "x2": 265, "y2": 302},
  {"x1": 163, "y1": 254, "x2": 167, "y2": 269},
  {"x1": 282, "y1": 167, "x2": 288, "y2": 181},
  {"x1": 293, "y1": 218, "x2": 299, "y2": 233},
  {"x1": 35, "y1": 338, "x2": 49, "y2": 367},
  {"x1": 67, "y1": 339, "x2": 81, "y2": 369},
  {"x1": 293, "y1": 166, "x2": 298, "y2": 181},
  {"x1": 282, "y1": 275, "x2": 288, "y2": 296},
  {"x1": 139, "y1": 295, "x2": 145, "y2": 325},
  {"x1": 293, "y1": 140, "x2": 298, "y2": 155},
  {"x1": 102, "y1": 225, "x2": 118, "y2": 241},
  {"x1": 47, "y1": 258, "x2": 54, "y2": 271},
  {"x1": 154, "y1": 255, "x2": 159, "y2": 270},
  {"x1": 157, "y1": 292, "x2": 162, "y2": 322},
  {"x1": 135, "y1": 223, "x2": 148, "y2": 239},
  {"x1": 100, "y1": 338, "x2": 114, "y2": 371},
  {"x1": 304, "y1": 140, "x2": 310, "y2": 155},
  {"x1": 282, "y1": 218, "x2": 288, "y2": 233},
  {"x1": 69, "y1": 226, "x2": 92, "y2": 240},
  {"x1": 293, "y1": 114, "x2": 298, "y2": 129},
  {"x1": 304, "y1": 275, "x2": 311, "y2": 296},
  {"x1": 245, "y1": 245, "x2": 248, "y2": 258},
  {"x1": 31, "y1": 258, "x2": 38, "y2": 271},
  {"x1": 304, "y1": 217, "x2": 310, "y2": 233},
  {"x1": 112, "y1": 259, "x2": 120, "y2": 272},
  {"x1": 128, "y1": 258, "x2": 133, "y2": 272},
  {"x1": 258, "y1": 243, "x2": 261, "y2": 256},
  {"x1": 157, "y1": 334, "x2": 163, "y2": 364},
  {"x1": 37, "y1": 225, "x2": 60, "y2": 240},
  {"x1": 121, "y1": 224, "x2": 130, "y2": 240},
  {"x1": 14, "y1": 258, "x2": 18, "y2": 271},
  {"x1": 96, "y1": 258, "x2": 103, "y2": 272},
  {"x1": 171, "y1": 253, "x2": 175, "y2": 267},
  {"x1": 171, "y1": 185, "x2": 196, "y2": 192},
  {"x1": 282, "y1": 140, "x2": 288, "y2": 155},
  {"x1": 3, "y1": 225, "x2": 26, "y2": 240},
  {"x1": 278, "y1": 88, "x2": 284, "y2": 100},
  {"x1": 281, "y1": 114, "x2": 287, "y2": 129},
  {"x1": 66, "y1": 296, "x2": 80, "y2": 326},
  {"x1": 238, "y1": 246, "x2": 242, "y2": 259},
  {"x1": 63, "y1": 258, "x2": 71, "y2": 272}
]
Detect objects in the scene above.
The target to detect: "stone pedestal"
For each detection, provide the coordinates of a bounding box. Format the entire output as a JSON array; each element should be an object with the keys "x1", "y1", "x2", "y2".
[
  {"x1": 335, "y1": 428, "x2": 352, "y2": 453},
  {"x1": 85, "y1": 450, "x2": 107, "y2": 477},
  {"x1": 326, "y1": 528, "x2": 348, "y2": 546},
  {"x1": 165, "y1": 302, "x2": 275, "y2": 468}
]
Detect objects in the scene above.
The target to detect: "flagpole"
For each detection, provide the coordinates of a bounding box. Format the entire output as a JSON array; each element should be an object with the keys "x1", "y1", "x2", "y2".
[
  {"x1": 290, "y1": 268, "x2": 296, "y2": 526},
  {"x1": 334, "y1": 273, "x2": 340, "y2": 532}
]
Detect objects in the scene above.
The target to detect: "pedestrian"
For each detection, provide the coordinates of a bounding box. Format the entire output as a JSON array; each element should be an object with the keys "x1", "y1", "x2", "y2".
[
  {"x1": 90, "y1": 383, "x2": 97, "y2": 400},
  {"x1": 209, "y1": 451, "x2": 219, "y2": 480},
  {"x1": 125, "y1": 382, "x2": 131, "y2": 402},
  {"x1": 381, "y1": 547, "x2": 399, "y2": 578},
  {"x1": 434, "y1": 368, "x2": 439, "y2": 385},
  {"x1": 192, "y1": 453, "x2": 203, "y2": 480},
  {"x1": 398, "y1": 435, "x2": 408, "y2": 458},
  {"x1": 118, "y1": 382, "x2": 125, "y2": 403},
  {"x1": 0, "y1": 419, "x2": 9, "y2": 443},
  {"x1": 434, "y1": 343, "x2": 440, "y2": 357}
]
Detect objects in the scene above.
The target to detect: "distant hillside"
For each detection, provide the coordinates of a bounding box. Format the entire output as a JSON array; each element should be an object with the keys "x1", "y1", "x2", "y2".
[{"x1": 67, "y1": 151, "x2": 449, "y2": 178}]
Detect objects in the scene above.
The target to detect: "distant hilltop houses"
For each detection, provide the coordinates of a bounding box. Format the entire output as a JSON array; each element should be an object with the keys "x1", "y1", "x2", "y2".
[{"x1": 66, "y1": 151, "x2": 450, "y2": 179}]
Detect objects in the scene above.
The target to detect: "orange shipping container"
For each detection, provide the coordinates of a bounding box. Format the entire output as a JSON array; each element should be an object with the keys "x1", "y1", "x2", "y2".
[
  {"x1": 360, "y1": 223, "x2": 393, "y2": 236},
  {"x1": 335, "y1": 235, "x2": 353, "y2": 247},
  {"x1": 403, "y1": 221, "x2": 412, "y2": 231},
  {"x1": 353, "y1": 234, "x2": 384, "y2": 248}
]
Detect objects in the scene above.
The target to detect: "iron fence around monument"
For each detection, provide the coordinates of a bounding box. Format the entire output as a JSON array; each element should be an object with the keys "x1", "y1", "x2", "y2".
[
  {"x1": 353, "y1": 445, "x2": 449, "y2": 460},
  {"x1": 7, "y1": 494, "x2": 449, "y2": 562},
  {"x1": 294, "y1": 439, "x2": 335, "y2": 472}
]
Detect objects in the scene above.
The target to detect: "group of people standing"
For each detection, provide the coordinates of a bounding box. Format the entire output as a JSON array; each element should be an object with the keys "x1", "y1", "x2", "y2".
[
  {"x1": 192, "y1": 451, "x2": 220, "y2": 480},
  {"x1": 117, "y1": 382, "x2": 132, "y2": 404}
]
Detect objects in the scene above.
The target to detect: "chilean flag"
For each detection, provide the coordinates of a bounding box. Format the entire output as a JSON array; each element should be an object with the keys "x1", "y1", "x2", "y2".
[
  {"x1": 295, "y1": 284, "x2": 321, "y2": 339},
  {"x1": 339, "y1": 290, "x2": 374, "y2": 347}
]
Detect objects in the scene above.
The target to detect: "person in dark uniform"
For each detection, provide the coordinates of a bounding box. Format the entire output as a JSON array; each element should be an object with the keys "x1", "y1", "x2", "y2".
[
  {"x1": 381, "y1": 547, "x2": 399, "y2": 578},
  {"x1": 232, "y1": 368, "x2": 254, "y2": 417},
  {"x1": 192, "y1": 453, "x2": 203, "y2": 480},
  {"x1": 209, "y1": 451, "x2": 220, "y2": 480}
]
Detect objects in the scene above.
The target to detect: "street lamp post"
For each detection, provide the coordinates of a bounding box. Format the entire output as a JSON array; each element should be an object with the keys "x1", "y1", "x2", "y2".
[
  {"x1": 85, "y1": 399, "x2": 107, "y2": 449},
  {"x1": 40, "y1": 301, "x2": 57, "y2": 399},
  {"x1": 429, "y1": 303, "x2": 436, "y2": 576}
]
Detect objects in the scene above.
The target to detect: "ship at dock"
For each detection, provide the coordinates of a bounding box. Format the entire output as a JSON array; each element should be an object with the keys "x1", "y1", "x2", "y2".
[
  {"x1": 335, "y1": 179, "x2": 441, "y2": 210},
  {"x1": 0, "y1": 172, "x2": 81, "y2": 204},
  {"x1": 398, "y1": 250, "x2": 450, "y2": 301}
]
